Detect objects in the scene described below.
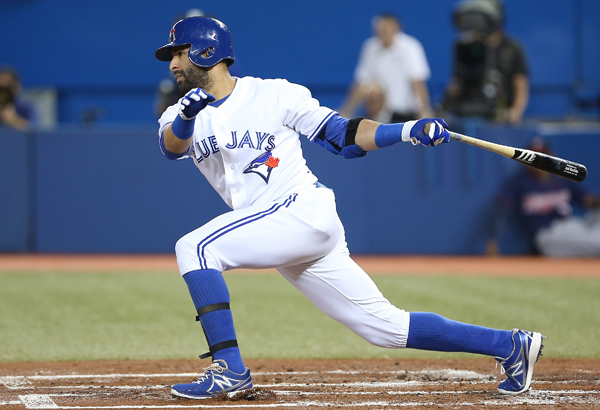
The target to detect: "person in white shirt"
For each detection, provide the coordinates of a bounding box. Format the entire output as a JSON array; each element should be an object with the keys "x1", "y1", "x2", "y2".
[{"x1": 339, "y1": 13, "x2": 434, "y2": 123}]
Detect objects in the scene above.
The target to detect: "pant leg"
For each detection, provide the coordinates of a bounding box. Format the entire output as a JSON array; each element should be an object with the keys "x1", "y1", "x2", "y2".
[
  {"x1": 277, "y1": 239, "x2": 410, "y2": 349},
  {"x1": 175, "y1": 185, "x2": 343, "y2": 275}
]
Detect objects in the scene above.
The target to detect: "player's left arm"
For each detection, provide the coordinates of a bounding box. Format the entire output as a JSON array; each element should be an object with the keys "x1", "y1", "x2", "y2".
[
  {"x1": 356, "y1": 118, "x2": 450, "y2": 151},
  {"x1": 313, "y1": 115, "x2": 450, "y2": 158}
]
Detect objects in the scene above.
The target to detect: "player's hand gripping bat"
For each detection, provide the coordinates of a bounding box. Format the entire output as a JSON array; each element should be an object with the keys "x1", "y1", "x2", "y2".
[{"x1": 423, "y1": 123, "x2": 588, "y2": 182}]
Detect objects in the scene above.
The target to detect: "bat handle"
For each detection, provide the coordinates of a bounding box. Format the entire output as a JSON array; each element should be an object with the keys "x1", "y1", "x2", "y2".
[{"x1": 423, "y1": 122, "x2": 432, "y2": 135}]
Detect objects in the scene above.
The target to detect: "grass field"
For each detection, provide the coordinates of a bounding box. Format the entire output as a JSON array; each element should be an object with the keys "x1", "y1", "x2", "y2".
[{"x1": 1, "y1": 270, "x2": 599, "y2": 363}]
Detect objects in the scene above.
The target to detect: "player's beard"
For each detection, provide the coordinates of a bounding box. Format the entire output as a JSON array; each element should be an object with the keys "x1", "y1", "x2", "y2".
[{"x1": 177, "y1": 65, "x2": 213, "y2": 94}]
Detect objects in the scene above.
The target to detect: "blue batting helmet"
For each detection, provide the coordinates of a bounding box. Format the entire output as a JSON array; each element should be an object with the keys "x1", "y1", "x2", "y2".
[{"x1": 155, "y1": 17, "x2": 235, "y2": 68}]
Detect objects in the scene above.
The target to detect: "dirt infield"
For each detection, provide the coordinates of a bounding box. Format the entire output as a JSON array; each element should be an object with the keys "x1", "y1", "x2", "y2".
[
  {"x1": 1, "y1": 358, "x2": 599, "y2": 409},
  {"x1": 1, "y1": 255, "x2": 599, "y2": 408}
]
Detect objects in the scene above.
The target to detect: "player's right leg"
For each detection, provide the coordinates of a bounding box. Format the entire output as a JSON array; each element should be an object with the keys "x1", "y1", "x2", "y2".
[
  {"x1": 277, "y1": 241, "x2": 411, "y2": 349},
  {"x1": 278, "y1": 242, "x2": 544, "y2": 395},
  {"x1": 406, "y1": 313, "x2": 545, "y2": 394}
]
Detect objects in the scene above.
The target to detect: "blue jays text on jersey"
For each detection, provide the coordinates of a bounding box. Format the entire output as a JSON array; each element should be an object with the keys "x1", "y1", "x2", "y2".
[{"x1": 193, "y1": 130, "x2": 277, "y2": 164}]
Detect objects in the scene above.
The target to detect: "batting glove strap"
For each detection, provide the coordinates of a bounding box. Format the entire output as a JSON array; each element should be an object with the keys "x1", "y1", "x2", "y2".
[{"x1": 401, "y1": 120, "x2": 418, "y2": 144}]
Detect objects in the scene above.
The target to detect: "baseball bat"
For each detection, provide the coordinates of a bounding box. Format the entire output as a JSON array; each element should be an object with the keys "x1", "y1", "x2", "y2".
[{"x1": 423, "y1": 123, "x2": 588, "y2": 182}]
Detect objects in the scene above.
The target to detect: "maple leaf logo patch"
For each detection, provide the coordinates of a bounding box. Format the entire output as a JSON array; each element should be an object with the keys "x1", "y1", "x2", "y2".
[
  {"x1": 265, "y1": 156, "x2": 279, "y2": 168},
  {"x1": 243, "y1": 152, "x2": 280, "y2": 184}
]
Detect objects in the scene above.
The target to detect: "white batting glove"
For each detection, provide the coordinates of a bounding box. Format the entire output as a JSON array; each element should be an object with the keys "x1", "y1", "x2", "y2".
[
  {"x1": 402, "y1": 118, "x2": 450, "y2": 147},
  {"x1": 179, "y1": 88, "x2": 215, "y2": 120}
]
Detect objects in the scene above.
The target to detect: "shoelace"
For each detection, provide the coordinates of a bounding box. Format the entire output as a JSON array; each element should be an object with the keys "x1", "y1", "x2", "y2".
[{"x1": 193, "y1": 363, "x2": 226, "y2": 384}]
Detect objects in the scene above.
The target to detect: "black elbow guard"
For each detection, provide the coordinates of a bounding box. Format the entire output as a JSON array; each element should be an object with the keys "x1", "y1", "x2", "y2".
[{"x1": 340, "y1": 117, "x2": 367, "y2": 159}]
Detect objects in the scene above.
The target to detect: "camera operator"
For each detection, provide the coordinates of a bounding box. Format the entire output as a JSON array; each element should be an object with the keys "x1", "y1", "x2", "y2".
[
  {"x1": 443, "y1": 0, "x2": 529, "y2": 124},
  {"x1": 0, "y1": 67, "x2": 36, "y2": 131}
]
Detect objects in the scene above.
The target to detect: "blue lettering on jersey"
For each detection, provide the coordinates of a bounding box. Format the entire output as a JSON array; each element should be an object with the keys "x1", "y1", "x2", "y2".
[
  {"x1": 208, "y1": 135, "x2": 219, "y2": 154},
  {"x1": 194, "y1": 131, "x2": 277, "y2": 164},
  {"x1": 265, "y1": 135, "x2": 276, "y2": 151},
  {"x1": 193, "y1": 136, "x2": 220, "y2": 163},
  {"x1": 238, "y1": 131, "x2": 255, "y2": 149},
  {"x1": 196, "y1": 140, "x2": 211, "y2": 158},
  {"x1": 255, "y1": 132, "x2": 270, "y2": 150},
  {"x1": 225, "y1": 130, "x2": 276, "y2": 151},
  {"x1": 226, "y1": 131, "x2": 237, "y2": 149}
]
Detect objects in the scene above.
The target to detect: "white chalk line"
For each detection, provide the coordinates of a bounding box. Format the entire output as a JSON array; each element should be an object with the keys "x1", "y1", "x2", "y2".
[
  {"x1": 16, "y1": 385, "x2": 167, "y2": 390},
  {"x1": 6, "y1": 388, "x2": 600, "y2": 409},
  {"x1": 273, "y1": 389, "x2": 600, "y2": 396},
  {"x1": 7, "y1": 391, "x2": 600, "y2": 409},
  {"x1": 9, "y1": 394, "x2": 600, "y2": 409},
  {"x1": 1, "y1": 368, "x2": 492, "y2": 381},
  {"x1": 6, "y1": 379, "x2": 596, "y2": 391},
  {"x1": 11, "y1": 389, "x2": 600, "y2": 397},
  {"x1": 0, "y1": 369, "x2": 492, "y2": 390}
]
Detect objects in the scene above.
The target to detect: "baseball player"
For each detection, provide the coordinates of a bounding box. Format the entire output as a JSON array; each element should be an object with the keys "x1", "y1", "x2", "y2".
[{"x1": 155, "y1": 16, "x2": 544, "y2": 399}]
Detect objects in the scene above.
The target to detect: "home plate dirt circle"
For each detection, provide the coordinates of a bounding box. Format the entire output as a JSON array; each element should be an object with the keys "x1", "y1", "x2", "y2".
[{"x1": 1, "y1": 358, "x2": 599, "y2": 409}]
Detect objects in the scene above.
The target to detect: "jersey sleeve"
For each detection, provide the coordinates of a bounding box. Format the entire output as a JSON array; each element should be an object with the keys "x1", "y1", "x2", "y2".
[
  {"x1": 279, "y1": 80, "x2": 335, "y2": 142},
  {"x1": 158, "y1": 104, "x2": 179, "y2": 136},
  {"x1": 157, "y1": 104, "x2": 192, "y2": 160}
]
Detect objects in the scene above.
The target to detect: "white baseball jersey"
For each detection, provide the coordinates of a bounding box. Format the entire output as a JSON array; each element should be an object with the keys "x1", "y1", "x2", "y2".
[
  {"x1": 163, "y1": 76, "x2": 410, "y2": 349},
  {"x1": 158, "y1": 76, "x2": 335, "y2": 210}
]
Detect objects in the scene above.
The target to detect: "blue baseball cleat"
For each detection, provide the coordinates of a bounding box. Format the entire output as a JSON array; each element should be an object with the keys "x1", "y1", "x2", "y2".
[
  {"x1": 495, "y1": 329, "x2": 545, "y2": 395},
  {"x1": 171, "y1": 359, "x2": 253, "y2": 399}
]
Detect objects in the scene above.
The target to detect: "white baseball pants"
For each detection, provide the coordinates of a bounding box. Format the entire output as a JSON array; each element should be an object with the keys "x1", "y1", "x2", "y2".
[{"x1": 175, "y1": 184, "x2": 410, "y2": 348}]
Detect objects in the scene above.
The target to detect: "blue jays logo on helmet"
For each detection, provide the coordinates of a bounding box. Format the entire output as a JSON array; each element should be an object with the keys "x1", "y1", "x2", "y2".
[
  {"x1": 155, "y1": 16, "x2": 235, "y2": 68},
  {"x1": 243, "y1": 152, "x2": 280, "y2": 184}
]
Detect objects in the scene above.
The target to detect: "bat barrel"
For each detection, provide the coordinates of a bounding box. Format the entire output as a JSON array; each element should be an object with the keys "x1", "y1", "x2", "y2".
[
  {"x1": 434, "y1": 126, "x2": 588, "y2": 183},
  {"x1": 513, "y1": 148, "x2": 588, "y2": 182}
]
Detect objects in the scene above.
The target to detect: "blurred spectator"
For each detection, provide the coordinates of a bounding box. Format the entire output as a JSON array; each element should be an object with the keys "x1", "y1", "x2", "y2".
[
  {"x1": 155, "y1": 76, "x2": 183, "y2": 118},
  {"x1": 488, "y1": 138, "x2": 600, "y2": 257},
  {"x1": 442, "y1": 0, "x2": 529, "y2": 124},
  {"x1": 0, "y1": 67, "x2": 37, "y2": 131},
  {"x1": 338, "y1": 13, "x2": 433, "y2": 123}
]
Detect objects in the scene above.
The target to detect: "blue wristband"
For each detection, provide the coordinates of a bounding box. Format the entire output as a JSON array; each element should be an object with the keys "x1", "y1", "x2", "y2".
[
  {"x1": 171, "y1": 115, "x2": 195, "y2": 140},
  {"x1": 374, "y1": 123, "x2": 404, "y2": 148}
]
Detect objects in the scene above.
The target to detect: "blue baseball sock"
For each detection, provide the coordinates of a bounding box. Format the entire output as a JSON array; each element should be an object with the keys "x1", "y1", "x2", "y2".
[
  {"x1": 406, "y1": 312, "x2": 514, "y2": 359},
  {"x1": 183, "y1": 269, "x2": 245, "y2": 373}
]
